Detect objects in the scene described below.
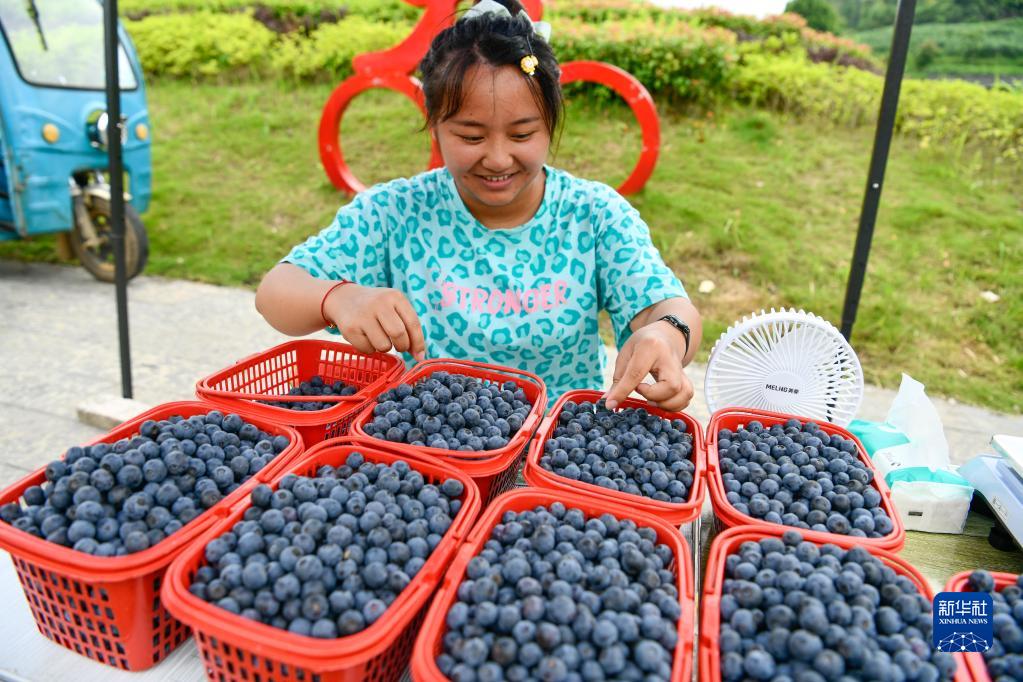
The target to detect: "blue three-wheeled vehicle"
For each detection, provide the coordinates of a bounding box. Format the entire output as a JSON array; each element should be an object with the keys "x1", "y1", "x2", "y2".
[{"x1": 0, "y1": 0, "x2": 151, "y2": 281}]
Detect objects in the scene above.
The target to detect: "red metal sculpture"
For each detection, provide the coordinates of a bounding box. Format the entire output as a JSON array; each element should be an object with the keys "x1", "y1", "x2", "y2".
[{"x1": 317, "y1": 0, "x2": 659, "y2": 195}]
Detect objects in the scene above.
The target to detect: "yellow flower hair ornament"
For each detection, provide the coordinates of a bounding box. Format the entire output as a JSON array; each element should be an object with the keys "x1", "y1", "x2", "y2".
[{"x1": 520, "y1": 55, "x2": 539, "y2": 76}]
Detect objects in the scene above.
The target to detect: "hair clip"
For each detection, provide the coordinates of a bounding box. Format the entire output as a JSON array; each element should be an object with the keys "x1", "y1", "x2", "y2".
[
  {"x1": 520, "y1": 55, "x2": 539, "y2": 76},
  {"x1": 462, "y1": 0, "x2": 552, "y2": 41}
]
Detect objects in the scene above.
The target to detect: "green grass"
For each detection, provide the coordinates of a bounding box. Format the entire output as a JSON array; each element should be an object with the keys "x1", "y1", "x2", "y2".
[
  {"x1": 2, "y1": 79, "x2": 1020, "y2": 412},
  {"x1": 853, "y1": 18, "x2": 1023, "y2": 77}
]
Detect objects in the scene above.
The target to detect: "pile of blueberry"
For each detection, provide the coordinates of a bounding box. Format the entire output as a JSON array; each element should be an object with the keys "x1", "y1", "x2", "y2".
[
  {"x1": 718, "y1": 531, "x2": 956, "y2": 681},
  {"x1": 538, "y1": 400, "x2": 696, "y2": 504},
  {"x1": 967, "y1": 569, "x2": 1023, "y2": 680},
  {"x1": 717, "y1": 419, "x2": 895, "y2": 538},
  {"x1": 261, "y1": 375, "x2": 359, "y2": 411},
  {"x1": 0, "y1": 411, "x2": 290, "y2": 556},
  {"x1": 438, "y1": 503, "x2": 681, "y2": 681},
  {"x1": 363, "y1": 371, "x2": 532, "y2": 452},
  {"x1": 188, "y1": 452, "x2": 465, "y2": 638}
]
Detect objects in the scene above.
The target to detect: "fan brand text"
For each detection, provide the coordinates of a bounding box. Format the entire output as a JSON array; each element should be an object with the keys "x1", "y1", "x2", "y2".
[{"x1": 765, "y1": 384, "x2": 800, "y2": 394}]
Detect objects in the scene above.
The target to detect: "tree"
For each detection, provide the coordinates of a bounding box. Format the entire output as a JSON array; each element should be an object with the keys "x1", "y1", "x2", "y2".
[
  {"x1": 831, "y1": 0, "x2": 864, "y2": 31},
  {"x1": 786, "y1": 0, "x2": 843, "y2": 33},
  {"x1": 862, "y1": 0, "x2": 897, "y2": 29}
]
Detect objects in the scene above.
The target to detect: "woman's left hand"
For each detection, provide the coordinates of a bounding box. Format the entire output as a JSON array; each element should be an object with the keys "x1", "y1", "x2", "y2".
[{"x1": 603, "y1": 321, "x2": 694, "y2": 411}]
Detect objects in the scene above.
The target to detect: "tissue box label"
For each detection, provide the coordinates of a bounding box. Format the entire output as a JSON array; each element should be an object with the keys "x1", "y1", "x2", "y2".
[{"x1": 933, "y1": 592, "x2": 993, "y2": 652}]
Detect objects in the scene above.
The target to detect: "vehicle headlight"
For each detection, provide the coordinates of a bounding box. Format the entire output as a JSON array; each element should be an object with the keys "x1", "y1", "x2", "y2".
[{"x1": 86, "y1": 110, "x2": 128, "y2": 149}]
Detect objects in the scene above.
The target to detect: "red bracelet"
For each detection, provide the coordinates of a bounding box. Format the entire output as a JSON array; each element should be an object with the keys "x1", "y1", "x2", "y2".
[{"x1": 320, "y1": 280, "x2": 352, "y2": 329}]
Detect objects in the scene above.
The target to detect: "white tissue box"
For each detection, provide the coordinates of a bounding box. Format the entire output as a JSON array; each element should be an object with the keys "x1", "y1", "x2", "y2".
[{"x1": 889, "y1": 480, "x2": 973, "y2": 534}]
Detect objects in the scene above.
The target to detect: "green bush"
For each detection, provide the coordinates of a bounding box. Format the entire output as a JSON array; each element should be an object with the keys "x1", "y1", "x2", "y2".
[
  {"x1": 125, "y1": 12, "x2": 410, "y2": 79},
  {"x1": 687, "y1": 8, "x2": 806, "y2": 41},
  {"x1": 785, "y1": 0, "x2": 841, "y2": 33},
  {"x1": 900, "y1": 77, "x2": 1023, "y2": 160},
  {"x1": 915, "y1": 39, "x2": 941, "y2": 69},
  {"x1": 119, "y1": 2, "x2": 1021, "y2": 162},
  {"x1": 121, "y1": 0, "x2": 420, "y2": 23},
  {"x1": 734, "y1": 55, "x2": 1023, "y2": 161},
  {"x1": 126, "y1": 12, "x2": 276, "y2": 76},
  {"x1": 272, "y1": 17, "x2": 411, "y2": 79},
  {"x1": 544, "y1": 0, "x2": 668, "y2": 22},
  {"x1": 123, "y1": 7, "x2": 741, "y2": 99},
  {"x1": 554, "y1": 18, "x2": 739, "y2": 104}
]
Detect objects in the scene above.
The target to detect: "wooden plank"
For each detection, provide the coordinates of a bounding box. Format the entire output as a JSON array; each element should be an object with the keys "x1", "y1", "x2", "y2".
[{"x1": 903, "y1": 513, "x2": 1023, "y2": 593}]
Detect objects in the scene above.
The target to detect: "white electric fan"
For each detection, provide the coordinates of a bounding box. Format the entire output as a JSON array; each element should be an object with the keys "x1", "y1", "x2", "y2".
[{"x1": 704, "y1": 308, "x2": 864, "y2": 426}]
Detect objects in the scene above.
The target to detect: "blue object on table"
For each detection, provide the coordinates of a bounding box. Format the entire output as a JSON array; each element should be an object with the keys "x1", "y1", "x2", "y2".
[
  {"x1": 849, "y1": 418, "x2": 910, "y2": 454},
  {"x1": 850, "y1": 418, "x2": 972, "y2": 488},
  {"x1": 959, "y1": 455, "x2": 1023, "y2": 552}
]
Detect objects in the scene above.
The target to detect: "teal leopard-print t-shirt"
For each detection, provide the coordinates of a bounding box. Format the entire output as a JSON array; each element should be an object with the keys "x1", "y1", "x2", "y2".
[{"x1": 283, "y1": 165, "x2": 687, "y2": 399}]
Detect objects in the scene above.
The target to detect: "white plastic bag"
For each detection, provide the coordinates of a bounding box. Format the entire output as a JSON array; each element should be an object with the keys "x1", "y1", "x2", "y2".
[{"x1": 870, "y1": 374, "x2": 973, "y2": 534}]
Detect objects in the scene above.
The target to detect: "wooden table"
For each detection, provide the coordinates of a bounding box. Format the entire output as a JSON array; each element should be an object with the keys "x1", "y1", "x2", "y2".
[{"x1": 1, "y1": 508, "x2": 1020, "y2": 681}]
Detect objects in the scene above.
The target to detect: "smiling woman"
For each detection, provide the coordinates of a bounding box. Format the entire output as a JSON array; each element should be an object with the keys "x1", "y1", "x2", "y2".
[
  {"x1": 433, "y1": 65, "x2": 551, "y2": 229},
  {"x1": 255, "y1": 0, "x2": 702, "y2": 409}
]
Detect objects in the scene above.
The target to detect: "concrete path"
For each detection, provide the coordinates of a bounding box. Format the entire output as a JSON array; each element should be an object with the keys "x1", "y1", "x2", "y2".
[{"x1": 1, "y1": 259, "x2": 1021, "y2": 488}]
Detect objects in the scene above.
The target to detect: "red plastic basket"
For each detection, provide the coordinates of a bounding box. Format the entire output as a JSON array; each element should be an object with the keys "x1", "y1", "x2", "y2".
[
  {"x1": 0, "y1": 401, "x2": 303, "y2": 671},
  {"x1": 351, "y1": 358, "x2": 548, "y2": 506},
  {"x1": 196, "y1": 339, "x2": 405, "y2": 445},
  {"x1": 699, "y1": 526, "x2": 970, "y2": 682},
  {"x1": 706, "y1": 407, "x2": 906, "y2": 552},
  {"x1": 411, "y1": 487, "x2": 696, "y2": 681},
  {"x1": 161, "y1": 437, "x2": 481, "y2": 682},
  {"x1": 944, "y1": 570, "x2": 1020, "y2": 682},
  {"x1": 521, "y1": 389, "x2": 706, "y2": 525}
]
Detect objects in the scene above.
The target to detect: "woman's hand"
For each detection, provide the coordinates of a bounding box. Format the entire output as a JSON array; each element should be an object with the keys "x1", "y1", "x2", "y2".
[
  {"x1": 324, "y1": 284, "x2": 427, "y2": 360},
  {"x1": 603, "y1": 320, "x2": 694, "y2": 411}
]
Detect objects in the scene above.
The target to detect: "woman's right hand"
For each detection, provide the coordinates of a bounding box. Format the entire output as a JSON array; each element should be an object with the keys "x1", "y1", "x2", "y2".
[{"x1": 324, "y1": 284, "x2": 427, "y2": 361}]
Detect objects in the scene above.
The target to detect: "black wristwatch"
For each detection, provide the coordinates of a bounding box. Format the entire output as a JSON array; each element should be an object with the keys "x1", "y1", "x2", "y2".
[{"x1": 658, "y1": 314, "x2": 691, "y2": 356}]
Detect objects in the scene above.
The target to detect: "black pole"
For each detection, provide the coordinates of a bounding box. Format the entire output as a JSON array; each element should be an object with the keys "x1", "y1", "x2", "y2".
[
  {"x1": 840, "y1": 0, "x2": 916, "y2": 341},
  {"x1": 103, "y1": 0, "x2": 133, "y2": 398}
]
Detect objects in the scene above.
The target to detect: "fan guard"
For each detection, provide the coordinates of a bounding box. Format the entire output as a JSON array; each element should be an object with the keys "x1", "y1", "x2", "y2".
[{"x1": 704, "y1": 308, "x2": 864, "y2": 426}]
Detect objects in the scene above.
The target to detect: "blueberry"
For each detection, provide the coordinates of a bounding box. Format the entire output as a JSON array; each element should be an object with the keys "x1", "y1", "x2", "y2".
[
  {"x1": 634, "y1": 638, "x2": 665, "y2": 672},
  {"x1": 441, "y1": 479, "x2": 464, "y2": 498},
  {"x1": 125, "y1": 530, "x2": 150, "y2": 553},
  {"x1": 142, "y1": 459, "x2": 168, "y2": 483},
  {"x1": 742, "y1": 649, "x2": 775, "y2": 679},
  {"x1": 366, "y1": 373, "x2": 532, "y2": 451},
  {"x1": 968, "y1": 569, "x2": 996, "y2": 593},
  {"x1": 876, "y1": 605, "x2": 903, "y2": 634},
  {"x1": 183, "y1": 456, "x2": 458, "y2": 638},
  {"x1": 717, "y1": 419, "x2": 892, "y2": 538},
  {"x1": 67, "y1": 519, "x2": 96, "y2": 543}
]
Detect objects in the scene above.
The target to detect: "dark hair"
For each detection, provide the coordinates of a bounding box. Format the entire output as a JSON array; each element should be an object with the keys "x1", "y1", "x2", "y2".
[{"x1": 419, "y1": 0, "x2": 563, "y2": 137}]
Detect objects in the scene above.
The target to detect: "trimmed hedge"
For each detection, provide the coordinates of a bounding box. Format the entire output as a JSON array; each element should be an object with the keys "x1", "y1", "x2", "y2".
[
  {"x1": 125, "y1": 12, "x2": 409, "y2": 78},
  {"x1": 126, "y1": 13, "x2": 276, "y2": 76},
  {"x1": 120, "y1": 5, "x2": 1022, "y2": 161},
  {"x1": 271, "y1": 17, "x2": 411, "y2": 79},
  {"x1": 122, "y1": 9, "x2": 741, "y2": 101},
  {"x1": 734, "y1": 55, "x2": 1023, "y2": 161},
  {"x1": 122, "y1": 0, "x2": 420, "y2": 22},
  {"x1": 545, "y1": 0, "x2": 674, "y2": 22},
  {"x1": 554, "y1": 18, "x2": 738, "y2": 104}
]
